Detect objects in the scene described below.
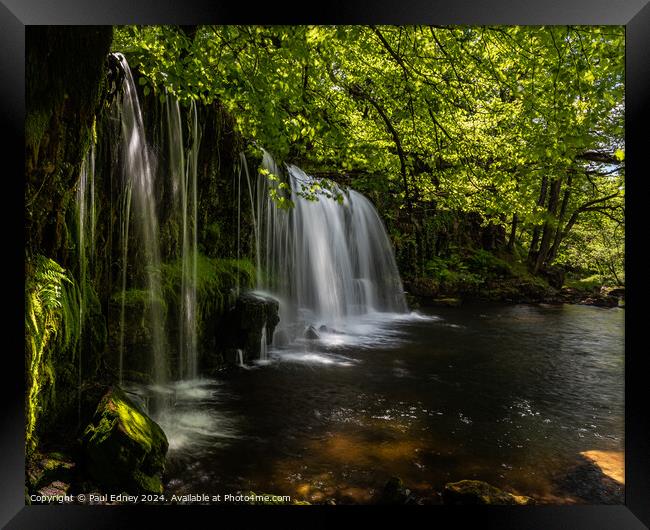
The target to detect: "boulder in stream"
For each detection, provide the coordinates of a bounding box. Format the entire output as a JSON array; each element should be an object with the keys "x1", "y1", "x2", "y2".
[
  {"x1": 442, "y1": 480, "x2": 534, "y2": 505},
  {"x1": 305, "y1": 325, "x2": 320, "y2": 340},
  {"x1": 217, "y1": 291, "x2": 280, "y2": 362},
  {"x1": 379, "y1": 476, "x2": 417, "y2": 504},
  {"x1": 81, "y1": 386, "x2": 168, "y2": 494}
]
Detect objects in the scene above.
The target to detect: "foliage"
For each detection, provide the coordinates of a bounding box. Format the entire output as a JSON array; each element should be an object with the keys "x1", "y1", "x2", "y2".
[
  {"x1": 425, "y1": 254, "x2": 482, "y2": 292},
  {"x1": 555, "y1": 210, "x2": 624, "y2": 285},
  {"x1": 467, "y1": 249, "x2": 514, "y2": 278},
  {"x1": 25, "y1": 255, "x2": 80, "y2": 454},
  {"x1": 112, "y1": 25, "x2": 624, "y2": 279}
]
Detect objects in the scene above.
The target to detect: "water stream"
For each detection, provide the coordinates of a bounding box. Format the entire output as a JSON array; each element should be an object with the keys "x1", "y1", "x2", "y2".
[
  {"x1": 165, "y1": 95, "x2": 201, "y2": 380},
  {"x1": 113, "y1": 53, "x2": 167, "y2": 394},
  {"x1": 161, "y1": 303, "x2": 624, "y2": 504},
  {"x1": 254, "y1": 150, "x2": 407, "y2": 346}
]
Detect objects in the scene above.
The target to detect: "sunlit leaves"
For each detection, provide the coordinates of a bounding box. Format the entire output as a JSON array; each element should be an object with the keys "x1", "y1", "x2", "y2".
[{"x1": 112, "y1": 24, "x2": 624, "y2": 270}]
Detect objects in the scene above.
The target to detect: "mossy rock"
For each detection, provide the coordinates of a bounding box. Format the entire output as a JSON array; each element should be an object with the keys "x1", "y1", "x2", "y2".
[
  {"x1": 443, "y1": 480, "x2": 534, "y2": 505},
  {"x1": 37, "y1": 481, "x2": 71, "y2": 499},
  {"x1": 81, "y1": 386, "x2": 168, "y2": 494},
  {"x1": 27, "y1": 451, "x2": 76, "y2": 492},
  {"x1": 431, "y1": 297, "x2": 462, "y2": 307}
]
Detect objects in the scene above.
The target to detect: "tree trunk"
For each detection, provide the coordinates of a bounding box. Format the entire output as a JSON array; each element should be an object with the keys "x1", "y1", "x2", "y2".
[
  {"x1": 507, "y1": 213, "x2": 518, "y2": 252},
  {"x1": 527, "y1": 175, "x2": 548, "y2": 264},
  {"x1": 546, "y1": 173, "x2": 573, "y2": 265},
  {"x1": 533, "y1": 178, "x2": 562, "y2": 274}
]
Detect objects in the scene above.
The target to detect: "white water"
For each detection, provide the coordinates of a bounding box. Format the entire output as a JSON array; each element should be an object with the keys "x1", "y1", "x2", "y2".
[
  {"x1": 253, "y1": 150, "x2": 408, "y2": 348},
  {"x1": 127, "y1": 379, "x2": 240, "y2": 455},
  {"x1": 236, "y1": 349, "x2": 245, "y2": 368},
  {"x1": 113, "y1": 53, "x2": 167, "y2": 390},
  {"x1": 260, "y1": 325, "x2": 268, "y2": 361},
  {"x1": 165, "y1": 95, "x2": 200, "y2": 380},
  {"x1": 76, "y1": 144, "x2": 95, "y2": 416}
]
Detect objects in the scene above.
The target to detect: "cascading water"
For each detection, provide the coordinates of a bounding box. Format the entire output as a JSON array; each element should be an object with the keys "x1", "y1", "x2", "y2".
[
  {"x1": 113, "y1": 53, "x2": 167, "y2": 391},
  {"x1": 76, "y1": 144, "x2": 95, "y2": 417},
  {"x1": 165, "y1": 95, "x2": 200, "y2": 380},
  {"x1": 236, "y1": 349, "x2": 245, "y2": 368},
  {"x1": 260, "y1": 325, "x2": 268, "y2": 361},
  {"x1": 254, "y1": 149, "x2": 407, "y2": 344}
]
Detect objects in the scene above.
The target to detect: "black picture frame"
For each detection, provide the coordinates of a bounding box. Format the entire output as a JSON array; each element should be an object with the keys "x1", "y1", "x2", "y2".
[{"x1": 3, "y1": 1, "x2": 648, "y2": 527}]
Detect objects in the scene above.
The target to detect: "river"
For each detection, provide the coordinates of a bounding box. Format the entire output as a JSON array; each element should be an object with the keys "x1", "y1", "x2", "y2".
[{"x1": 142, "y1": 302, "x2": 624, "y2": 504}]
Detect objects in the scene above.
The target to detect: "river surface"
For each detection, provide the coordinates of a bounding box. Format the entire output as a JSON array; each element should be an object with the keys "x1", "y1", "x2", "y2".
[{"x1": 137, "y1": 303, "x2": 625, "y2": 504}]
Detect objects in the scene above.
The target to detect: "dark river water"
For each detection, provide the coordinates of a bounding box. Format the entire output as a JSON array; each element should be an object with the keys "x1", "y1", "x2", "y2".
[{"x1": 141, "y1": 303, "x2": 624, "y2": 504}]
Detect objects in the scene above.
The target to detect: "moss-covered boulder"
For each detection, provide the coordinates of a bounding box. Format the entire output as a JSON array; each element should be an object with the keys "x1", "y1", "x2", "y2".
[
  {"x1": 442, "y1": 480, "x2": 534, "y2": 505},
  {"x1": 81, "y1": 386, "x2": 168, "y2": 494}
]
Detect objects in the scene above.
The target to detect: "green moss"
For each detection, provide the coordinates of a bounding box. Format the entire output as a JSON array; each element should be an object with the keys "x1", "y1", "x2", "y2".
[
  {"x1": 424, "y1": 255, "x2": 482, "y2": 293},
  {"x1": 25, "y1": 110, "x2": 52, "y2": 158},
  {"x1": 82, "y1": 387, "x2": 168, "y2": 494},
  {"x1": 160, "y1": 252, "x2": 255, "y2": 323},
  {"x1": 27, "y1": 452, "x2": 76, "y2": 492},
  {"x1": 443, "y1": 480, "x2": 534, "y2": 505},
  {"x1": 467, "y1": 249, "x2": 514, "y2": 278},
  {"x1": 110, "y1": 288, "x2": 167, "y2": 313},
  {"x1": 563, "y1": 274, "x2": 602, "y2": 292}
]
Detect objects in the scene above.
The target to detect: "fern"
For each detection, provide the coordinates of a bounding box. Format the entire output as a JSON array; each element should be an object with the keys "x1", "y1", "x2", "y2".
[{"x1": 25, "y1": 255, "x2": 80, "y2": 455}]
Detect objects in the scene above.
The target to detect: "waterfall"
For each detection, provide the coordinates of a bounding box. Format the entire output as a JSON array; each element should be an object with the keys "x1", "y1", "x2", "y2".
[
  {"x1": 113, "y1": 53, "x2": 167, "y2": 390},
  {"x1": 255, "y1": 150, "x2": 407, "y2": 336},
  {"x1": 236, "y1": 349, "x2": 245, "y2": 368},
  {"x1": 241, "y1": 153, "x2": 261, "y2": 287},
  {"x1": 165, "y1": 95, "x2": 200, "y2": 380},
  {"x1": 260, "y1": 325, "x2": 268, "y2": 361},
  {"x1": 76, "y1": 144, "x2": 95, "y2": 416}
]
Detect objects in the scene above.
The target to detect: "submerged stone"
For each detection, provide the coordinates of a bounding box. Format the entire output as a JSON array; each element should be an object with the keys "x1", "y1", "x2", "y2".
[
  {"x1": 379, "y1": 476, "x2": 417, "y2": 504},
  {"x1": 442, "y1": 480, "x2": 533, "y2": 505},
  {"x1": 305, "y1": 325, "x2": 320, "y2": 340},
  {"x1": 37, "y1": 481, "x2": 71, "y2": 498},
  {"x1": 81, "y1": 386, "x2": 168, "y2": 494}
]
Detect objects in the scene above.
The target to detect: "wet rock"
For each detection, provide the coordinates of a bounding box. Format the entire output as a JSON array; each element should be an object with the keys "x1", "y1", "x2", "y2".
[
  {"x1": 559, "y1": 286, "x2": 622, "y2": 308},
  {"x1": 27, "y1": 451, "x2": 76, "y2": 492},
  {"x1": 81, "y1": 386, "x2": 168, "y2": 494},
  {"x1": 273, "y1": 328, "x2": 291, "y2": 347},
  {"x1": 37, "y1": 481, "x2": 70, "y2": 498},
  {"x1": 216, "y1": 291, "x2": 280, "y2": 362},
  {"x1": 431, "y1": 297, "x2": 462, "y2": 307},
  {"x1": 442, "y1": 480, "x2": 534, "y2": 505},
  {"x1": 602, "y1": 286, "x2": 625, "y2": 299},
  {"x1": 318, "y1": 325, "x2": 344, "y2": 334},
  {"x1": 107, "y1": 290, "x2": 167, "y2": 377},
  {"x1": 379, "y1": 476, "x2": 417, "y2": 505},
  {"x1": 555, "y1": 453, "x2": 624, "y2": 504},
  {"x1": 305, "y1": 325, "x2": 320, "y2": 340}
]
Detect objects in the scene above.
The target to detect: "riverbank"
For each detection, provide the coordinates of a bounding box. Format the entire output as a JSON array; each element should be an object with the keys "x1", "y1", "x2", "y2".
[{"x1": 403, "y1": 250, "x2": 624, "y2": 309}]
